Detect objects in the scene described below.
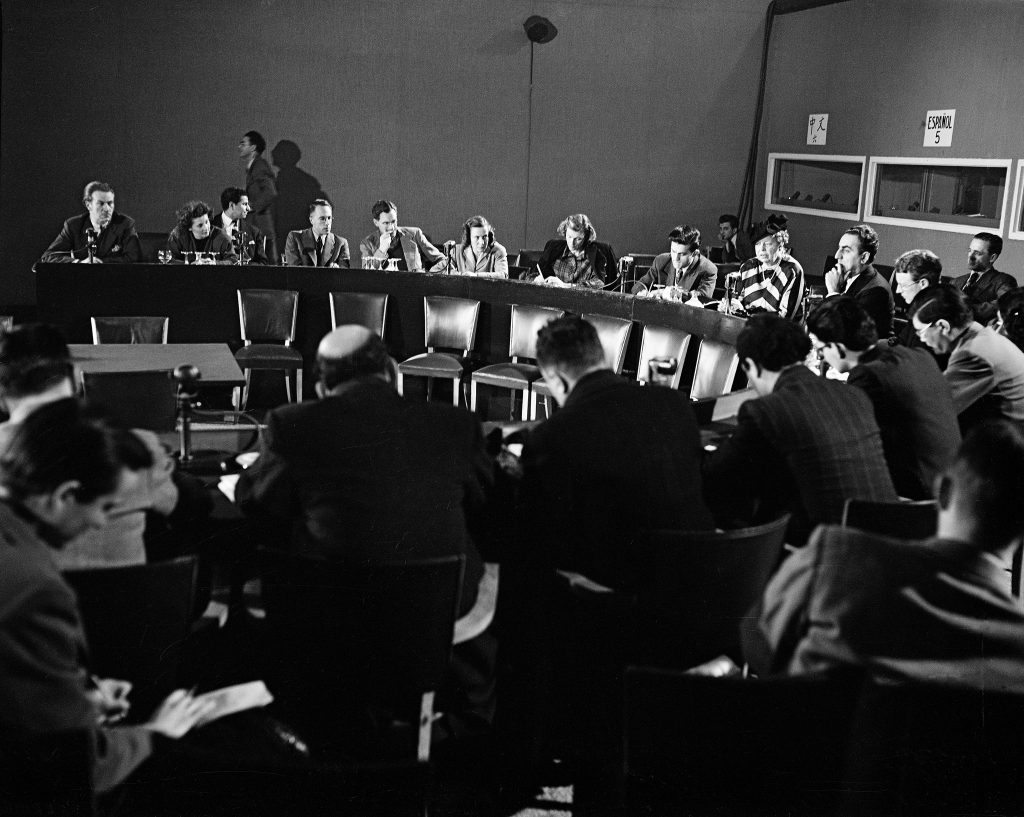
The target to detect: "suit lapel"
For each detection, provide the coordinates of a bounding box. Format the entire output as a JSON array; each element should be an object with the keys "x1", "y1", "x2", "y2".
[
  {"x1": 323, "y1": 234, "x2": 335, "y2": 265},
  {"x1": 302, "y1": 230, "x2": 318, "y2": 265},
  {"x1": 400, "y1": 231, "x2": 418, "y2": 271}
]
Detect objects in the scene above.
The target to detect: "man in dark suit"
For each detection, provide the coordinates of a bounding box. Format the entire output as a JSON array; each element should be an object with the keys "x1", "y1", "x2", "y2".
[
  {"x1": 825, "y1": 223, "x2": 894, "y2": 337},
  {"x1": 236, "y1": 325, "x2": 495, "y2": 735},
  {"x1": 212, "y1": 187, "x2": 268, "y2": 265},
  {"x1": 40, "y1": 181, "x2": 141, "y2": 263},
  {"x1": 236, "y1": 325, "x2": 488, "y2": 611},
  {"x1": 631, "y1": 224, "x2": 718, "y2": 299},
  {"x1": 283, "y1": 199, "x2": 350, "y2": 267},
  {"x1": 0, "y1": 400, "x2": 213, "y2": 793},
  {"x1": 952, "y1": 232, "x2": 1016, "y2": 327},
  {"x1": 519, "y1": 316, "x2": 714, "y2": 589},
  {"x1": 703, "y1": 314, "x2": 897, "y2": 545},
  {"x1": 910, "y1": 283, "x2": 1024, "y2": 430},
  {"x1": 239, "y1": 130, "x2": 278, "y2": 264},
  {"x1": 718, "y1": 213, "x2": 753, "y2": 263},
  {"x1": 807, "y1": 297, "x2": 961, "y2": 499},
  {"x1": 744, "y1": 420, "x2": 1024, "y2": 689},
  {"x1": 530, "y1": 213, "x2": 617, "y2": 288}
]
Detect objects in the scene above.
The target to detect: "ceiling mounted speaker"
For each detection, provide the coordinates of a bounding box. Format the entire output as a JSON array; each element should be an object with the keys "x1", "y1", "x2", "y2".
[{"x1": 523, "y1": 15, "x2": 558, "y2": 44}]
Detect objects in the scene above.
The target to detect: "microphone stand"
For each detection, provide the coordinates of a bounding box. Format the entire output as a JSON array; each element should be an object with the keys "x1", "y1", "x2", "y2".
[
  {"x1": 174, "y1": 364, "x2": 233, "y2": 475},
  {"x1": 85, "y1": 228, "x2": 97, "y2": 263}
]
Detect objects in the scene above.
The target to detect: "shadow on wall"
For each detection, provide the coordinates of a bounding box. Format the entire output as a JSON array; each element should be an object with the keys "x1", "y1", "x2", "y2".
[{"x1": 272, "y1": 140, "x2": 328, "y2": 251}]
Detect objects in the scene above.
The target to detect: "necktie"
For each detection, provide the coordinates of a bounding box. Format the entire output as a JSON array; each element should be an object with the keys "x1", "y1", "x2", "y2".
[
  {"x1": 728, "y1": 240, "x2": 736, "y2": 261},
  {"x1": 316, "y1": 237, "x2": 325, "y2": 266},
  {"x1": 963, "y1": 272, "x2": 979, "y2": 292}
]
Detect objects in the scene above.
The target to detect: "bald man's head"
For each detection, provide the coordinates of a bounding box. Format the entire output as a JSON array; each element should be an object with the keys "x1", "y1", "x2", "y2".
[{"x1": 316, "y1": 325, "x2": 391, "y2": 392}]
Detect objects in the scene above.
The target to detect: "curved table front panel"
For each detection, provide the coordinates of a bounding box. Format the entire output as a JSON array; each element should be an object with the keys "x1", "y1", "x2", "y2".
[{"x1": 35, "y1": 264, "x2": 746, "y2": 390}]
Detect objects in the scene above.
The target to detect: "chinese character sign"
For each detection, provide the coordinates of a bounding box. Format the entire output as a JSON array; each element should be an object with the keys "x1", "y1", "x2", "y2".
[{"x1": 807, "y1": 114, "x2": 828, "y2": 146}]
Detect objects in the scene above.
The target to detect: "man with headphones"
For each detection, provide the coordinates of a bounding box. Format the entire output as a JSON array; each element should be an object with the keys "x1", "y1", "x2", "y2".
[{"x1": 531, "y1": 213, "x2": 617, "y2": 288}]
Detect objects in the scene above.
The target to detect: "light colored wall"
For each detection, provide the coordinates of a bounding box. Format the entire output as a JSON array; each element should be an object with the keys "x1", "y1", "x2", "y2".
[
  {"x1": 756, "y1": 0, "x2": 1024, "y2": 278},
  {"x1": 1, "y1": 0, "x2": 767, "y2": 304}
]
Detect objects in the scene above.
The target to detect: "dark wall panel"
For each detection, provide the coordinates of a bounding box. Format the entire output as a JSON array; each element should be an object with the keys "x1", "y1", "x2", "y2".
[
  {"x1": 2, "y1": 0, "x2": 767, "y2": 305},
  {"x1": 756, "y1": 0, "x2": 1024, "y2": 280}
]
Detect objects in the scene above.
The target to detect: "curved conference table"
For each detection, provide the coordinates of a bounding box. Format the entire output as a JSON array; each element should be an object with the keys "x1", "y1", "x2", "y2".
[{"x1": 35, "y1": 264, "x2": 747, "y2": 399}]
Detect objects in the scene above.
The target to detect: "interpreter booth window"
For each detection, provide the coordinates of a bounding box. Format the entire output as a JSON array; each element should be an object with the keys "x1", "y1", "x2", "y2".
[
  {"x1": 764, "y1": 154, "x2": 865, "y2": 221},
  {"x1": 866, "y1": 157, "x2": 1011, "y2": 235},
  {"x1": 1009, "y1": 161, "x2": 1024, "y2": 241}
]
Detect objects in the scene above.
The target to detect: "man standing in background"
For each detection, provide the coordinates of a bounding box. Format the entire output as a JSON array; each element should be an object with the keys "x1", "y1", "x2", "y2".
[{"x1": 239, "y1": 130, "x2": 278, "y2": 264}]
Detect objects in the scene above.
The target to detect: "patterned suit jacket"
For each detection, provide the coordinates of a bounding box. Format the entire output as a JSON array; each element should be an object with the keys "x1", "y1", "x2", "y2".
[
  {"x1": 40, "y1": 212, "x2": 141, "y2": 263},
  {"x1": 358, "y1": 227, "x2": 446, "y2": 272},
  {"x1": 284, "y1": 228, "x2": 351, "y2": 268},
  {"x1": 746, "y1": 525, "x2": 1024, "y2": 691},
  {"x1": 703, "y1": 365, "x2": 897, "y2": 544}
]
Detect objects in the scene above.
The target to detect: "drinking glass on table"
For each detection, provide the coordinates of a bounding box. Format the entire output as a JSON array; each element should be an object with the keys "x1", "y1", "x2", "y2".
[{"x1": 157, "y1": 249, "x2": 171, "y2": 264}]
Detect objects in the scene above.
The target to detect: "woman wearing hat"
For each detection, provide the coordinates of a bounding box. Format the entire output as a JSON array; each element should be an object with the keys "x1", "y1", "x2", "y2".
[{"x1": 722, "y1": 221, "x2": 805, "y2": 319}]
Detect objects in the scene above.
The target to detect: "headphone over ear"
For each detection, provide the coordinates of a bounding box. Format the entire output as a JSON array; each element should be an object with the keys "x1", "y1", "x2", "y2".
[{"x1": 463, "y1": 218, "x2": 494, "y2": 249}]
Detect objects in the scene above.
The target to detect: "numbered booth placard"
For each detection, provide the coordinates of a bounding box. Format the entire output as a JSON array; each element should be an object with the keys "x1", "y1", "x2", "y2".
[{"x1": 924, "y1": 109, "x2": 955, "y2": 147}]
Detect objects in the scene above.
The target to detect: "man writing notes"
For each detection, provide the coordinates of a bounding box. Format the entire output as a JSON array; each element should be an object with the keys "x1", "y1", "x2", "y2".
[
  {"x1": 806, "y1": 297, "x2": 961, "y2": 500},
  {"x1": 631, "y1": 225, "x2": 717, "y2": 299},
  {"x1": 358, "y1": 199, "x2": 446, "y2": 272},
  {"x1": 283, "y1": 199, "x2": 350, "y2": 267},
  {"x1": 0, "y1": 400, "x2": 213, "y2": 793},
  {"x1": 703, "y1": 314, "x2": 896, "y2": 545},
  {"x1": 41, "y1": 181, "x2": 141, "y2": 264},
  {"x1": 519, "y1": 316, "x2": 714, "y2": 589},
  {"x1": 910, "y1": 283, "x2": 1024, "y2": 430},
  {"x1": 236, "y1": 325, "x2": 496, "y2": 738},
  {"x1": 532, "y1": 213, "x2": 616, "y2": 288}
]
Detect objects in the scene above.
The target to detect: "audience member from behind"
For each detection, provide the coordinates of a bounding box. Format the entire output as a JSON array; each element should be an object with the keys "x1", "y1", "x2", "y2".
[
  {"x1": 718, "y1": 213, "x2": 753, "y2": 263},
  {"x1": 213, "y1": 187, "x2": 268, "y2": 265},
  {"x1": 166, "y1": 200, "x2": 238, "y2": 264},
  {"x1": 283, "y1": 199, "x2": 350, "y2": 268},
  {"x1": 632, "y1": 225, "x2": 717, "y2": 300},
  {"x1": 726, "y1": 223, "x2": 805, "y2": 319},
  {"x1": 744, "y1": 421, "x2": 1024, "y2": 690},
  {"x1": 0, "y1": 323, "x2": 183, "y2": 569},
  {"x1": 996, "y1": 287, "x2": 1024, "y2": 353},
  {"x1": 236, "y1": 325, "x2": 496, "y2": 737},
  {"x1": 519, "y1": 316, "x2": 714, "y2": 590},
  {"x1": 446, "y1": 215, "x2": 509, "y2": 275},
  {"x1": 826, "y1": 224, "x2": 894, "y2": 337},
  {"x1": 910, "y1": 283, "x2": 1024, "y2": 430},
  {"x1": 807, "y1": 297, "x2": 960, "y2": 500},
  {"x1": 0, "y1": 399, "x2": 214, "y2": 793},
  {"x1": 703, "y1": 314, "x2": 896, "y2": 545},
  {"x1": 954, "y1": 232, "x2": 1015, "y2": 327},
  {"x1": 358, "y1": 199, "x2": 446, "y2": 271},
  {"x1": 239, "y1": 130, "x2": 278, "y2": 264},
  {"x1": 531, "y1": 213, "x2": 616, "y2": 288},
  {"x1": 41, "y1": 181, "x2": 141, "y2": 264}
]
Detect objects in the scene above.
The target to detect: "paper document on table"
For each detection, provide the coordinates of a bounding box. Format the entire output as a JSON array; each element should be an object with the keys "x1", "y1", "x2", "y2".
[
  {"x1": 218, "y1": 474, "x2": 239, "y2": 502},
  {"x1": 194, "y1": 680, "x2": 274, "y2": 727}
]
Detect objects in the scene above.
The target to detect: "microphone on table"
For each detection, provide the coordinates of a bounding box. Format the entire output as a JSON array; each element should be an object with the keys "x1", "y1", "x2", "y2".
[
  {"x1": 442, "y1": 240, "x2": 457, "y2": 274},
  {"x1": 85, "y1": 228, "x2": 98, "y2": 262}
]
